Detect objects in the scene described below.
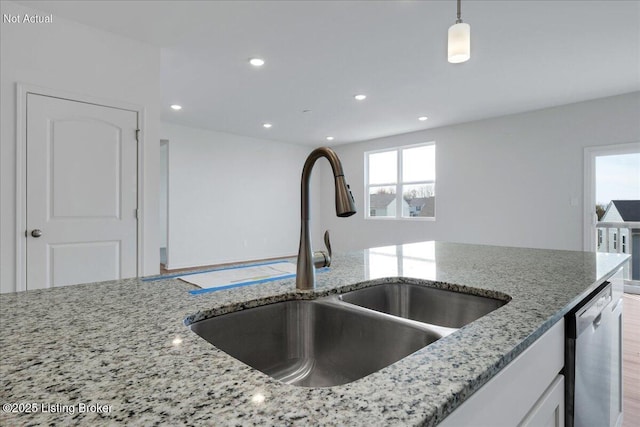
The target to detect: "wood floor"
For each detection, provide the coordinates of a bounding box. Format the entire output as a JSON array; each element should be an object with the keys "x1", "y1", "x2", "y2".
[{"x1": 623, "y1": 293, "x2": 640, "y2": 427}]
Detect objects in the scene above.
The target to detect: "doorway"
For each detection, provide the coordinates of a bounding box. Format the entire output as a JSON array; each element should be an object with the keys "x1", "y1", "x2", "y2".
[
  {"x1": 584, "y1": 143, "x2": 640, "y2": 253},
  {"x1": 160, "y1": 139, "x2": 169, "y2": 271},
  {"x1": 585, "y1": 143, "x2": 640, "y2": 291},
  {"x1": 19, "y1": 88, "x2": 142, "y2": 290}
]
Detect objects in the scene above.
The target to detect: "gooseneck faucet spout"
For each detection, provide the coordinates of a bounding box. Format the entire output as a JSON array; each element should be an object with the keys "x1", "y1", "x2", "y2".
[{"x1": 297, "y1": 147, "x2": 356, "y2": 291}]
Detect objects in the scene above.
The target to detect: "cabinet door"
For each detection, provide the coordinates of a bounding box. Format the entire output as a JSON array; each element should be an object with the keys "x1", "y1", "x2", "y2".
[{"x1": 519, "y1": 375, "x2": 565, "y2": 427}]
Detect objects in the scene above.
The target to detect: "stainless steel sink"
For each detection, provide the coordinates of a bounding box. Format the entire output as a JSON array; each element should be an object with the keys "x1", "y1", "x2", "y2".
[
  {"x1": 190, "y1": 282, "x2": 509, "y2": 387},
  {"x1": 190, "y1": 299, "x2": 441, "y2": 387},
  {"x1": 339, "y1": 282, "x2": 507, "y2": 328}
]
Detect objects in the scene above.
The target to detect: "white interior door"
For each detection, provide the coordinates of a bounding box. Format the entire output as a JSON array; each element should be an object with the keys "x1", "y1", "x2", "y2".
[{"x1": 26, "y1": 94, "x2": 138, "y2": 289}]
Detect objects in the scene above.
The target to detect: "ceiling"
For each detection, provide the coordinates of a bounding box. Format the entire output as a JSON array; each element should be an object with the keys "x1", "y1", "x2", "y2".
[{"x1": 16, "y1": 0, "x2": 640, "y2": 146}]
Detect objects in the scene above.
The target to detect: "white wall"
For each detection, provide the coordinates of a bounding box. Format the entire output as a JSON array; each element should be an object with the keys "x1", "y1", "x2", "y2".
[
  {"x1": 160, "y1": 122, "x2": 314, "y2": 269},
  {"x1": 317, "y1": 92, "x2": 640, "y2": 253},
  {"x1": 0, "y1": 1, "x2": 161, "y2": 293}
]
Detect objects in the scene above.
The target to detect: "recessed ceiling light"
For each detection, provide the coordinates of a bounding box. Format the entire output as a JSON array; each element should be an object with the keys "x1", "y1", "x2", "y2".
[
  {"x1": 249, "y1": 58, "x2": 265, "y2": 67},
  {"x1": 418, "y1": 116, "x2": 428, "y2": 121},
  {"x1": 326, "y1": 136, "x2": 335, "y2": 141},
  {"x1": 263, "y1": 123, "x2": 272, "y2": 128},
  {"x1": 170, "y1": 104, "x2": 182, "y2": 111},
  {"x1": 354, "y1": 94, "x2": 367, "y2": 101}
]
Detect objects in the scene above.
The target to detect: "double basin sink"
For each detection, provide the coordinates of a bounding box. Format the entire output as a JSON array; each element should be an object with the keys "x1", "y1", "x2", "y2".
[{"x1": 190, "y1": 282, "x2": 508, "y2": 387}]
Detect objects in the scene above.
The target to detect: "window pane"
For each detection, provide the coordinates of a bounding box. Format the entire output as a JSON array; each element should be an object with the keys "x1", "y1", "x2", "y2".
[
  {"x1": 402, "y1": 145, "x2": 435, "y2": 182},
  {"x1": 402, "y1": 184, "x2": 435, "y2": 217},
  {"x1": 368, "y1": 186, "x2": 396, "y2": 217},
  {"x1": 368, "y1": 150, "x2": 397, "y2": 184}
]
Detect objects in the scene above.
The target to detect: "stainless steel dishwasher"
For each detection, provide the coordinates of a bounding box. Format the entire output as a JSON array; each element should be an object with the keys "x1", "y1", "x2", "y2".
[{"x1": 565, "y1": 279, "x2": 623, "y2": 427}]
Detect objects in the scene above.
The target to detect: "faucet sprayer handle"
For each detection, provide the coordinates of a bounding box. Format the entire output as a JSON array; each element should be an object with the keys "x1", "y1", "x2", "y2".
[
  {"x1": 313, "y1": 230, "x2": 332, "y2": 269},
  {"x1": 323, "y1": 230, "x2": 332, "y2": 267}
]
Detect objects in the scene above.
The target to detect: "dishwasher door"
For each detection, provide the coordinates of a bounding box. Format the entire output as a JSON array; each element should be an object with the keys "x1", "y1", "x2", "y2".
[{"x1": 566, "y1": 281, "x2": 622, "y2": 427}]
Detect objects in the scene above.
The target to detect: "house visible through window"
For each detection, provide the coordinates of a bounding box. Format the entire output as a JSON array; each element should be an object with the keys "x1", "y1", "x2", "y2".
[{"x1": 365, "y1": 143, "x2": 435, "y2": 219}]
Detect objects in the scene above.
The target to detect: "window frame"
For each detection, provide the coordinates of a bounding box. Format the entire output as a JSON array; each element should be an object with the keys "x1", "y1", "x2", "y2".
[{"x1": 364, "y1": 142, "x2": 436, "y2": 221}]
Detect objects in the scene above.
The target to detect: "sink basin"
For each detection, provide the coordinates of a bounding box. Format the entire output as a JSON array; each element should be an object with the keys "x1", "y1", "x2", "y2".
[
  {"x1": 340, "y1": 283, "x2": 507, "y2": 328},
  {"x1": 190, "y1": 300, "x2": 440, "y2": 387}
]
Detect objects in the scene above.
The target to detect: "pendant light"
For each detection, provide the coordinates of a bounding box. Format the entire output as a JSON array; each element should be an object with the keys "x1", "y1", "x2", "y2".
[{"x1": 448, "y1": 0, "x2": 471, "y2": 63}]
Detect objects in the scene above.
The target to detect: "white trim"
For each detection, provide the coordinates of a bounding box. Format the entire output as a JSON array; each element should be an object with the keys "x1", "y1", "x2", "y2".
[
  {"x1": 160, "y1": 139, "x2": 171, "y2": 270},
  {"x1": 15, "y1": 83, "x2": 146, "y2": 291},
  {"x1": 396, "y1": 147, "x2": 404, "y2": 217},
  {"x1": 583, "y1": 141, "x2": 640, "y2": 252},
  {"x1": 16, "y1": 84, "x2": 26, "y2": 291},
  {"x1": 136, "y1": 105, "x2": 146, "y2": 279}
]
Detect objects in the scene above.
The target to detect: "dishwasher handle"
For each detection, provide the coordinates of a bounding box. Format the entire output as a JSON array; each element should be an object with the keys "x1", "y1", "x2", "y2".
[
  {"x1": 592, "y1": 312, "x2": 602, "y2": 328},
  {"x1": 575, "y1": 283, "x2": 613, "y2": 337}
]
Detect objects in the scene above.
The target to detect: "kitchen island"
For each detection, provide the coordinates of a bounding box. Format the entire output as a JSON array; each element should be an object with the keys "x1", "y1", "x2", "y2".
[{"x1": 0, "y1": 242, "x2": 629, "y2": 426}]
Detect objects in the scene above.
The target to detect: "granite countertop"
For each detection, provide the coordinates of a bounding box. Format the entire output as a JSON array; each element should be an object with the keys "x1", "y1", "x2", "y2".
[{"x1": 0, "y1": 241, "x2": 629, "y2": 426}]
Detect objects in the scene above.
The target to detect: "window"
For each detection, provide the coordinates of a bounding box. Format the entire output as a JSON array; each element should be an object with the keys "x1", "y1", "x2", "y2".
[
  {"x1": 622, "y1": 235, "x2": 626, "y2": 253},
  {"x1": 365, "y1": 143, "x2": 435, "y2": 219},
  {"x1": 613, "y1": 232, "x2": 617, "y2": 250}
]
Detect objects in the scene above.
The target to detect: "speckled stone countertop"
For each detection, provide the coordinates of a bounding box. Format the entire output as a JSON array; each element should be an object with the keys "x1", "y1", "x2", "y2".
[{"x1": 0, "y1": 242, "x2": 629, "y2": 426}]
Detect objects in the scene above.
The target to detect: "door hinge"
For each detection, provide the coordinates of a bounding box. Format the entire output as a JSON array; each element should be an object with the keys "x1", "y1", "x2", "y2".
[
  {"x1": 135, "y1": 129, "x2": 141, "y2": 142},
  {"x1": 135, "y1": 209, "x2": 139, "y2": 219}
]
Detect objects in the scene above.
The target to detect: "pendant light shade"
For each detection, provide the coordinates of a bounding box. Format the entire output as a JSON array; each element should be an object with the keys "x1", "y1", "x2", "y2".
[
  {"x1": 448, "y1": 22, "x2": 470, "y2": 63},
  {"x1": 448, "y1": 0, "x2": 470, "y2": 63}
]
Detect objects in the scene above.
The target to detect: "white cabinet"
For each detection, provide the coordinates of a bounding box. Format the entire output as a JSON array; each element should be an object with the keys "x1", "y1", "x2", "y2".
[
  {"x1": 438, "y1": 319, "x2": 565, "y2": 427},
  {"x1": 519, "y1": 374, "x2": 565, "y2": 427}
]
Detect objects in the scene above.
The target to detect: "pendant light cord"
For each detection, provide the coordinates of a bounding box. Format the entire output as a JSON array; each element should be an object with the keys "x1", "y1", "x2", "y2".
[{"x1": 456, "y1": 0, "x2": 463, "y2": 24}]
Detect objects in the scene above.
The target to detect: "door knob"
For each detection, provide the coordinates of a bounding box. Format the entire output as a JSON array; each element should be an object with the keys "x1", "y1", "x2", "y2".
[{"x1": 31, "y1": 229, "x2": 42, "y2": 238}]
